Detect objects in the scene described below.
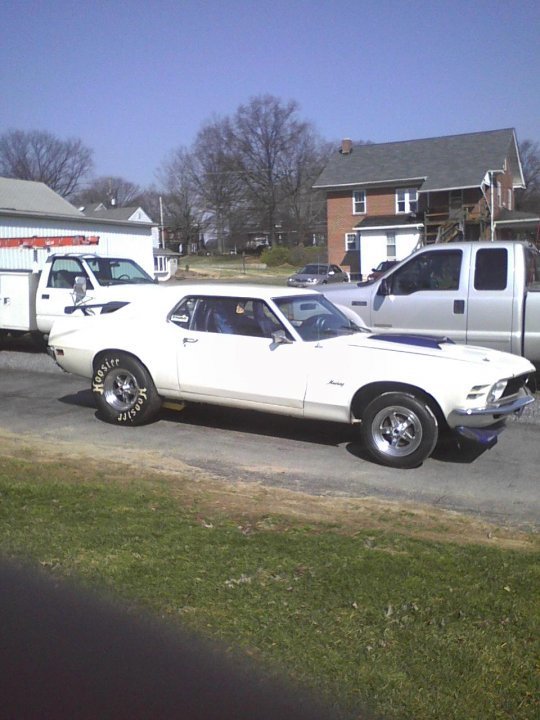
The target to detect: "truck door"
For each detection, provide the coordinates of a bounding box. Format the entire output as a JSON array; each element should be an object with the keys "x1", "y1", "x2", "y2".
[
  {"x1": 36, "y1": 257, "x2": 94, "y2": 333},
  {"x1": 465, "y1": 246, "x2": 515, "y2": 353},
  {"x1": 370, "y1": 247, "x2": 467, "y2": 341}
]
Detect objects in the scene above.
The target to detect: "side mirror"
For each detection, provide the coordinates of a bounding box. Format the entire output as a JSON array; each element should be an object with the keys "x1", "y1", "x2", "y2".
[
  {"x1": 271, "y1": 329, "x2": 293, "y2": 345},
  {"x1": 377, "y1": 278, "x2": 391, "y2": 296},
  {"x1": 73, "y1": 276, "x2": 87, "y2": 302}
]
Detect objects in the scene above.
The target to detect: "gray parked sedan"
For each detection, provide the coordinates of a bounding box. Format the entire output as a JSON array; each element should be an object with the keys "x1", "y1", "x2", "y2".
[{"x1": 287, "y1": 263, "x2": 349, "y2": 287}]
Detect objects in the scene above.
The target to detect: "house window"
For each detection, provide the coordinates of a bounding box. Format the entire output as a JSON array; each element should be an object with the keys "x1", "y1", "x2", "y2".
[
  {"x1": 396, "y1": 188, "x2": 418, "y2": 213},
  {"x1": 386, "y1": 232, "x2": 396, "y2": 259},
  {"x1": 345, "y1": 232, "x2": 358, "y2": 251},
  {"x1": 154, "y1": 256, "x2": 167, "y2": 273},
  {"x1": 353, "y1": 190, "x2": 366, "y2": 214}
]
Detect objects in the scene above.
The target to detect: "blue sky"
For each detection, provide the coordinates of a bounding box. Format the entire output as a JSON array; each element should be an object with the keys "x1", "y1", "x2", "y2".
[{"x1": 2, "y1": 0, "x2": 539, "y2": 188}]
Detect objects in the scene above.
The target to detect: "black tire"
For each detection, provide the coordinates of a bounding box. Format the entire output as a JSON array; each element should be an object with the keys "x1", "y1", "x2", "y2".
[
  {"x1": 360, "y1": 392, "x2": 438, "y2": 469},
  {"x1": 92, "y1": 352, "x2": 162, "y2": 426}
]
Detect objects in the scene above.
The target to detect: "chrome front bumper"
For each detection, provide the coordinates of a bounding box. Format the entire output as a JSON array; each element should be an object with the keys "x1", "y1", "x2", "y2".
[{"x1": 454, "y1": 393, "x2": 535, "y2": 418}]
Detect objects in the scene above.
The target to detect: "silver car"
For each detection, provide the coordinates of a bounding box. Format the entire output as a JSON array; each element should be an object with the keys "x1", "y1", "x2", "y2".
[{"x1": 287, "y1": 263, "x2": 349, "y2": 287}]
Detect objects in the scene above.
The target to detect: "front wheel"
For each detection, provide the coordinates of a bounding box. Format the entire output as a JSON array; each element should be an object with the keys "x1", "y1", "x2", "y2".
[
  {"x1": 360, "y1": 392, "x2": 438, "y2": 469},
  {"x1": 92, "y1": 352, "x2": 162, "y2": 425}
]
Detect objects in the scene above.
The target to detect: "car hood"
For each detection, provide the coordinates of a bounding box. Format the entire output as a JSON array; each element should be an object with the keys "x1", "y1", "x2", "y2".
[{"x1": 328, "y1": 332, "x2": 535, "y2": 377}]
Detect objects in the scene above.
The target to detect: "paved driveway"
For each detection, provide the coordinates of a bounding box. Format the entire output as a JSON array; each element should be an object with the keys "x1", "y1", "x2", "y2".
[{"x1": 0, "y1": 348, "x2": 538, "y2": 528}]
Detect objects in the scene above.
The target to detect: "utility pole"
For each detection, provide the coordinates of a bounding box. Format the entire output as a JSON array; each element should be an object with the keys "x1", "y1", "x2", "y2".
[{"x1": 159, "y1": 196, "x2": 165, "y2": 249}]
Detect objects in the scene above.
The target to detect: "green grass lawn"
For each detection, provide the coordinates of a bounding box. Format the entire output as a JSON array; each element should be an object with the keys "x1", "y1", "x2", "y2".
[{"x1": 1, "y1": 454, "x2": 538, "y2": 720}]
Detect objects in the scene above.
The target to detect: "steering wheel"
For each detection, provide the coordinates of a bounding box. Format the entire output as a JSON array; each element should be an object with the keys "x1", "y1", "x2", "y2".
[
  {"x1": 300, "y1": 313, "x2": 336, "y2": 340},
  {"x1": 116, "y1": 274, "x2": 131, "y2": 281}
]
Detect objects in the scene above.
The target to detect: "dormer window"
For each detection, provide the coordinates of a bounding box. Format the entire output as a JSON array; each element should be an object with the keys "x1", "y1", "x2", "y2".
[
  {"x1": 396, "y1": 188, "x2": 418, "y2": 213},
  {"x1": 353, "y1": 190, "x2": 366, "y2": 214}
]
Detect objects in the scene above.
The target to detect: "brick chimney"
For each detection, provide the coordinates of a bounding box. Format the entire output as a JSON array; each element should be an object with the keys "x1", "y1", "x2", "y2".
[{"x1": 341, "y1": 138, "x2": 352, "y2": 155}]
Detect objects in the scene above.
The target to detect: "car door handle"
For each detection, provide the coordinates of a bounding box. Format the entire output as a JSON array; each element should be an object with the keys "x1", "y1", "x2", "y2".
[
  {"x1": 453, "y1": 300, "x2": 465, "y2": 314},
  {"x1": 183, "y1": 337, "x2": 198, "y2": 345}
]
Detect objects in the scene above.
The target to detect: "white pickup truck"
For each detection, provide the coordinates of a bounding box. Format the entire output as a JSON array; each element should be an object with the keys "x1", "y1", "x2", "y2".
[
  {"x1": 323, "y1": 241, "x2": 540, "y2": 366},
  {"x1": 0, "y1": 252, "x2": 160, "y2": 345}
]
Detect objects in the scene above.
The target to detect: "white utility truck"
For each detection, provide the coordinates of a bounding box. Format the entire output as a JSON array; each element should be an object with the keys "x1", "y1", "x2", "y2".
[{"x1": 0, "y1": 235, "x2": 160, "y2": 345}]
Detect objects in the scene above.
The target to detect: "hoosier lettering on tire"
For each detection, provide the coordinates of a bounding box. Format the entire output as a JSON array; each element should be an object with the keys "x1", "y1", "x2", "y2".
[{"x1": 92, "y1": 351, "x2": 162, "y2": 426}]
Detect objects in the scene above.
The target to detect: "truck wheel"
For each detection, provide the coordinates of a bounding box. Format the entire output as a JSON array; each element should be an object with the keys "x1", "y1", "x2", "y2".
[
  {"x1": 92, "y1": 352, "x2": 161, "y2": 426},
  {"x1": 360, "y1": 392, "x2": 438, "y2": 469}
]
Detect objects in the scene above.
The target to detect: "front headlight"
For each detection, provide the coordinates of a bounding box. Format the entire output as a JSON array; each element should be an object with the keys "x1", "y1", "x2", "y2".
[
  {"x1": 306, "y1": 277, "x2": 318, "y2": 284},
  {"x1": 487, "y1": 379, "x2": 508, "y2": 403}
]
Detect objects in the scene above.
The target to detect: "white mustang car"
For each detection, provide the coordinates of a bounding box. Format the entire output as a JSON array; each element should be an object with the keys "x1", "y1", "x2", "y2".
[{"x1": 48, "y1": 284, "x2": 535, "y2": 469}]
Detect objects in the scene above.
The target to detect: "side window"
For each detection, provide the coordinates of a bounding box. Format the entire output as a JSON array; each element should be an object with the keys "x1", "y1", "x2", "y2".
[
  {"x1": 171, "y1": 297, "x2": 283, "y2": 337},
  {"x1": 48, "y1": 258, "x2": 92, "y2": 289},
  {"x1": 389, "y1": 250, "x2": 462, "y2": 295},
  {"x1": 474, "y1": 249, "x2": 507, "y2": 290},
  {"x1": 525, "y1": 250, "x2": 540, "y2": 288},
  {"x1": 170, "y1": 297, "x2": 198, "y2": 329}
]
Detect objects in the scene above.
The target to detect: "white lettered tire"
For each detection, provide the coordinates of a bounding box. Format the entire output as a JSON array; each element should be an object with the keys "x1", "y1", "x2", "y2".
[
  {"x1": 92, "y1": 352, "x2": 162, "y2": 426},
  {"x1": 361, "y1": 392, "x2": 439, "y2": 469}
]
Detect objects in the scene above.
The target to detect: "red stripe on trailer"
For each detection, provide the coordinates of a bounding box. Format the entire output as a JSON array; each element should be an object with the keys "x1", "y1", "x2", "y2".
[{"x1": 0, "y1": 236, "x2": 100, "y2": 248}]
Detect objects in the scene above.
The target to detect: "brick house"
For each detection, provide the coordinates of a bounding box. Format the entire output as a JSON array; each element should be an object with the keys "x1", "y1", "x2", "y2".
[{"x1": 314, "y1": 129, "x2": 537, "y2": 280}]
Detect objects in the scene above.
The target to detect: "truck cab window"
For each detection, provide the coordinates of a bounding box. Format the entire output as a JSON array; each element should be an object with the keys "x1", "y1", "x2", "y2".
[
  {"x1": 474, "y1": 249, "x2": 507, "y2": 290},
  {"x1": 525, "y1": 250, "x2": 540, "y2": 289},
  {"x1": 48, "y1": 259, "x2": 93, "y2": 290},
  {"x1": 389, "y1": 250, "x2": 461, "y2": 295}
]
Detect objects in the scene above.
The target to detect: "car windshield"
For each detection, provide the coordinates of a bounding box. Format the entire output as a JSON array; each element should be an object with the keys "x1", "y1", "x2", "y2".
[
  {"x1": 273, "y1": 294, "x2": 366, "y2": 341},
  {"x1": 86, "y1": 258, "x2": 154, "y2": 286},
  {"x1": 299, "y1": 264, "x2": 327, "y2": 275}
]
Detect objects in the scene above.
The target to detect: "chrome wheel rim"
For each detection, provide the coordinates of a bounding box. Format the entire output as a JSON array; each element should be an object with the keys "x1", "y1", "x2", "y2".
[
  {"x1": 103, "y1": 369, "x2": 140, "y2": 412},
  {"x1": 371, "y1": 405, "x2": 423, "y2": 458}
]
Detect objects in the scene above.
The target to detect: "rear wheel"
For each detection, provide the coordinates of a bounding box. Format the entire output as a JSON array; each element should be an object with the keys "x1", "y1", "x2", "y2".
[
  {"x1": 360, "y1": 392, "x2": 438, "y2": 469},
  {"x1": 92, "y1": 352, "x2": 161, "y2": 425}
]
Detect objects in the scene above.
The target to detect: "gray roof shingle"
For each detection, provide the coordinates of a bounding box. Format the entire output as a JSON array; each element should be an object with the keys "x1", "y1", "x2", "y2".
[
  {"x1": 0, "y1": 177, "x2": 82, "y2": 216},
  {"x1": 314, "y1": 129, "x2": 523, "y2": 193}
]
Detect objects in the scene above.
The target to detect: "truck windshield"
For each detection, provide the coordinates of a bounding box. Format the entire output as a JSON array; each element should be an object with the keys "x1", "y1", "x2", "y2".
[{"x1": 85, "y1": 258, "x2": 154, "y2": 286}]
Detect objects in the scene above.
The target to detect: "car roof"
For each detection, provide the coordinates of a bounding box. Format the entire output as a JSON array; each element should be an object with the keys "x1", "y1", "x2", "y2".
[{"x1": 136, "y1": 283, "x2": 321, "y2": 311}]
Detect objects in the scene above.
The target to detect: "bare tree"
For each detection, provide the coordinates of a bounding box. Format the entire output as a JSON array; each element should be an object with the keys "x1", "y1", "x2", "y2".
[
  {"x1": 190, "y1": 119, "x2": 243, "y2": 252},
  {"x1": 159, "y1": 147, "x2": 203, "y2": 252},
  {"x1": 0, "y1": 129, "x2": 93, "y2": 198},
  {"x1": 74, "y1": 176, "x2": 142, "y2": 208},
  {"x1": 280, "y1": 136, "x2": 332, "y2": 245},
  {"x1": 516, "y1": 139, "x2": 540, "y2": 213},
  {"x1": 159, "y1": 95, "x2": 331, "y2": 252},
  {"x1": 225, "y1": 95, "x2": 314, "y2": 244}
]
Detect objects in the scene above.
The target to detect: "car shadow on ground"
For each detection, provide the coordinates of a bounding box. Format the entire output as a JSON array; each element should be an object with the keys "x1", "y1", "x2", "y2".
[
  {"x1": 160, "y1": 403, "x2": 357, "y2": 447},
  {"x1": 58, "y1": 389, "x2": 97, "y2": 409},
  {"x1": 345, "y1": 433, "x2": 489, "y2": 466},
  {"x1": 58, "y1": 391, "x2": 490, "y2": 466}
]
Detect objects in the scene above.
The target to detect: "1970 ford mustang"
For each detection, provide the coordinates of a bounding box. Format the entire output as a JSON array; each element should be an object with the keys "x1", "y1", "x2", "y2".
[{"x1": 47, "y1": 284, "x2": 535, "y2": 469}]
